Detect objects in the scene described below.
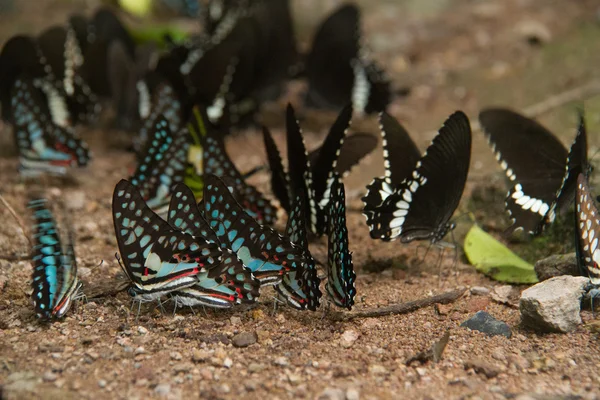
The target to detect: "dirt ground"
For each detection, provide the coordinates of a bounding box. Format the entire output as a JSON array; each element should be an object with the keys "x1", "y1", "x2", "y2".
[{"x1": 1, "y1": 0, "x2": 600, "y2": 399}]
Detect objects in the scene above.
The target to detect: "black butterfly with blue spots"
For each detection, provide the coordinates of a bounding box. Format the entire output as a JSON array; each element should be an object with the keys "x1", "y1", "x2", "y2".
[
  {"x1": 130, "y1": 114, "x2": 190, "y2": 214},
  {"x1": 29, "y1": 198, "x2": 82, "y2": 320},
  {"x1": 202, "y1": 174, "x2": 306, "y2": 285},
  {"x1": 167, "y1": 183, "x2": 260, "y2": 308},
  {"x1": 325, "y1": 174, "x2": 356, "y2": 309},
  {"x1": 112, "y1": 179, "x2": 222, "y2": 302},
  {"x1": 10, "y1": 76, "x2": 91, "y2": 176},
  {"x1": 274, "y1": 192, "x2": 322, "y2": 311}
]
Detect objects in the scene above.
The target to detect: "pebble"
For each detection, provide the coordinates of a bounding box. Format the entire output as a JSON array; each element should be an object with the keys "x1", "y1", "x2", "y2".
[
  {"x1": 461, "y1": 311, "x2": 512, "y2": 338},
  {"x1": 134, "y1": 347, "x2": 146, "y2": 355},
  {"x1": 98, "y1": 379, "x2": 107, "y2": 388},
  {"x1": 232, "y1": 331, "x2": 258, "y2": 348},
  {"x1": 464, "y1": 359, "x2": 500, "y2": 379},
  {"x1": 248, "y1": 363, "x2": 264, "y2": 373},
  {"x1": 199, "y1": 368, "x2": 213, "y2": 380},
  {"x1": 514, "y1": 19, "x2": 552, "y2": 45},
  {"x1": 3, "y1": 372, "x2": 39, "y2": 395},
  {"x1": 346, "y1": 388, "x2": 360, "y2": 400},
  {"x1": 340, "y1": 330, "x2": 359, "y2": 348},
  {"x1": 369, "y1": 365, "x2": 387, "y2": 375},
  {"x1": 192, "y1": 349, "x2": 211, "y2": 363},
  {"x1": 519, "y1": 276, "x2": 589, "y2": 333},
  {"x1": 137, "y1": 326, "x2": 148, "y2": 335},
  {"x1": 154, "y1": 383, "x2": 171, "y2": 397},
  {"x1": 65, "y1": 191, "x2": 86, "y2": 210},
  {"x1": 43, "y1": 371, "x2": 57, "y2": 382},
  {"x1": 173, "y1": 363, "x2": 193, "y2": 374},
  {"x1": 229, "y1": 316, "x2": 242, "y2": 326},
  {"x1": 318, "y1": 387, "x2": 346, "y2": 400},
  {"x1": 274, "y1": 357, "x2": 289, "y2": 367},
  {"x1": 170, "y1": 351, "x2": 183, "y2": 361},
  {"x1": 470, "y1": 286, "x2": 490, "y2": 296},
  {"x1": 223, "y1": 358, "x2": 233, "y2": 368}
]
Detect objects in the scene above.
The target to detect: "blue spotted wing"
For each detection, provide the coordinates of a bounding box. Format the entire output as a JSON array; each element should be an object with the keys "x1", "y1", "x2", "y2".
[
  {"x1": 479, "y1": 108, "x2": 589, "y2": 235},
  {"x1": 274, "y1": 192, "x2": 322, "y2": 310},
  {"x1": 29, "y1": 198, "x2": 82, "y2": 320},
  {"x1": 10, "y1": 76, "x2": 91, "y2": 176},
  {"x1": 363, "y1": 111, "x2": 471, "y2": 243},
  {"x1": 325, "y1": 174, "x2": 356, "y2": 309},
  {"x1": 167, "y1": 183, "x2": 260, "y2": 307},
  {"x1": 131, "y1": 115, "x2": 189, "y2": 213},
  {"x1": 203, "y1": 174, "x2": 306, "y2": 285},
  {"x1": 112, "y1": 179, "x2": 222, "y2": 299}
]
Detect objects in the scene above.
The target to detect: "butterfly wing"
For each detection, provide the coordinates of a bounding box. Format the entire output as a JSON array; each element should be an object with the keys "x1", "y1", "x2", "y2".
[
  {"x1": 575, "y1": 174, "x2": 600, "y2": 285},
  {"x1": 112, "y1": 179, "x2": 221, "y2": 296},
  {"x1": 364, "y1": 111, "x2": 472, "y2": 243},
  {"x1": 167, "y1": 183, "x2": 260, "y2": 307},
  {"x1": 362, "y1": 112, "x2": 421, "y2": 209},
  {"x1": 479, "y1": 108, "x2": 568, "y2": 234},
  {"x1": 136, "y1": 82, "x2": 183, "y2": 152},
  {"x1": 325, "y1": 175, "x2": 356, "y2": 309},
  {"x1": 203, "y1": 174, "x2": 306, "y2": 285},
  {"x1": 274, "y1": 193, "x2": 322, "y2": 311},
  {"x1": 308, "y1": 132, "x2": 378, "y2": 178},
  {"x1": 262, "y1": 126, "x2": 290, "y2": 213}
]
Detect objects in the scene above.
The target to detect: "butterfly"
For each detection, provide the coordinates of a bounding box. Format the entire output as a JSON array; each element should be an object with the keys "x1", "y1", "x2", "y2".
[
  {"x1": 29, "y1": 198, "x2": 83, "y2": 320},
  {"x1": 10, "y1": 76, "x2": 91, "y2": 176},
  {"x1": 479, "y1": 108, "x2": 589, "y2": 235},
  {"x1": 362, "y1": 111, "x2": 472, "y2": 243},
  {"x1": 325, "y1": 174, "x2": 356, "y2": 309},
  {"x1": 304, "y1": 4, "x2": 390, "y2": 115},
  {"x1": 203, "y1": 174, "x2": 306, "y2": 285},
  {"x1": 130, "y1": 114, "x2": 190, "y2": 214},
  {"x1": 574, "y1": 174, "x2": 600, "y2": 285},
  {"x1": 112, "y1": 179, "x2": 222, "y2": 302},
  {"x1": 167, "y1": 183, "x2": 260, "y2": 308},
  {"x1": 265, "y1": 103, "x2": 376, "y2": 235},
  {"x1": 192, "y1": 107, "x2": 277, "y2": 225},
  {"x1": 274, "y1": 192, "x2": 322, "y2": 311}
]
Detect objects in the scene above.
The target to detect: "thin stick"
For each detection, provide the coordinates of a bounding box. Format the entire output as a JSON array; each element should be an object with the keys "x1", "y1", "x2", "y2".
[
  {"x1": 0, "y1": 194, "x2": 32, "y2": 247},
  {"x1": 329, "y1": 288, "x2": 466, "y2": 321},
  {"x1": 0, "y1": 253, "x2": 32, "y2": 261}
]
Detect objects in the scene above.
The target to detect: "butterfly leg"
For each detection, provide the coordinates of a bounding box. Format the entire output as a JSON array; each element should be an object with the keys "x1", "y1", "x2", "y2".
[{"x1": 436, "y1": 246, "x2": 446, "y2": 288}]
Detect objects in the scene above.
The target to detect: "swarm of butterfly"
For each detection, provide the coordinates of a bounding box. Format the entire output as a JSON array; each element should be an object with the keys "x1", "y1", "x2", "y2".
[{"x1": 10, "y1": 2, "x2": 599, "y2": 321}]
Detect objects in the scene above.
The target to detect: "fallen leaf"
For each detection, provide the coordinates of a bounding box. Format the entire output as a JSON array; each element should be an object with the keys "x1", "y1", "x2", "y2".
[{"x1": 464, "y1": 225, "x2": 538, "y2": 284}]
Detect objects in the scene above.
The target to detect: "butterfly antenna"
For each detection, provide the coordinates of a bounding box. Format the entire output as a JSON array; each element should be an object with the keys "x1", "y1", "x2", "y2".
[{"x1": 436, "y1": 246, "x2": 446, "y2": 288}]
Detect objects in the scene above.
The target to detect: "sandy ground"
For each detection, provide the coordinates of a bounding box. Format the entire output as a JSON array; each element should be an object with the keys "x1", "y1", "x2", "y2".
[{"x1": 1, "y1": 1, "x2": 600, "y2": 399}]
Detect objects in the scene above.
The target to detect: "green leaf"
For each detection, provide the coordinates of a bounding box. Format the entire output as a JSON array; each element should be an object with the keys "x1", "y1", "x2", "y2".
[
  {"x1": 464, "y1": 225, "x2": 538, "y2": 284},
  {"x1": 129, "y1": 25, "x2": 189, "y2": 48}
]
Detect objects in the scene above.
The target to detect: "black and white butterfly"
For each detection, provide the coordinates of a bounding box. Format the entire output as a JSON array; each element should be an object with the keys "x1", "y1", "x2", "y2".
[
  {"x1": 263, "y1": 104, "x2": 377, "y2": 235},
  {"x1": 304, "y1": 4, "x2": 390, "y2": 115},
  {"x1": 363, "y1": 111, "x2": 472, "y2": 243},
  {"x1": 479, "y1": 108, "x2": 589, "y2": 235},
  {"x1": 575, "y1": 174, "x2": 600, "y2": 286}
]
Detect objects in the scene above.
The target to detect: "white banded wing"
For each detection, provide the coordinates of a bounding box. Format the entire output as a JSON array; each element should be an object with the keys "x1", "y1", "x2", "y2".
[{"x1": 575, "y1": 174, "x2": 600, "y2": 285}]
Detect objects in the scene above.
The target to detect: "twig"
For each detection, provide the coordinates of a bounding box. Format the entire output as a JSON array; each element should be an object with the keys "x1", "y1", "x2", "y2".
[
  {"x1": 0, "y1": 253, "x2": 32, "y2": 261},
  {"x1": 329, "y1": 287, "x2": 466, "y2": 321},
  {"x1": 0, "y1": 194, "x2": 32, "y2": 247}
]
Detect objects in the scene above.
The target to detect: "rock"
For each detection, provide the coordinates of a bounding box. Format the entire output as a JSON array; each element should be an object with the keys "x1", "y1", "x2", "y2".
[
  {"x1": 273, "y1": 357, "x2": 289, "y2": 367},
  {"x1": 460, "y1": 311, "x2": 512, "y2": 338},
  {"x1": 340, "y1": 330, "x2": 359, "y2": 348},
  {"x1": 229, "y1": 316, "x2": 242, "y2": 326},
  {"x1": 3, "y1": 371, "x2": 40, "y2": 396},
  {"x1": 247, "y1": 363, "x2": 264, "y2": 373},
  {"x1": 514, "y1": 20, "x2": 552, "y2": 45},
  {"x1": 470, "y1": 286, "x2": 490, "y2": 296},
  {"x1": 368, "y1": 365, "x2": 387, "y2": 375},
  {"x1": 519, "y1": 276, "x2": 589, "y2": 333},
  {"x1": 534, "y1": 253, "x2": 579, "y2": 281},
  {"x1": 192, "y1": 349, "x2": 211, "y2": 363},
  {"x1": 491, "y1": 285, "x2": 517, "y2": 307},
  {"x1": 43, "y1": 371, "x2": 57, "y2": 382},
  {"x1": 223, "y1": 358, "x2": 233, "y2": 368},
  {"x1": 464, "y1": 359, "x2": 500, "y2": 379},
  {"x1": 232, "y1": 332, "x2": 257, "y2": 348},
  {"x1": 98, "y1": 379, "x2": 107, "y2": 388},
  {"x1": 346, "y1": 388, "x2": 360, "y2": 400},
  {"x1": 65, "y1": 190, "x2": 85, "y2": 210},
  {"x1": 318, "y1": 387, "x2": 345, "y2": 400},
  {"x1": 137, "y1": 326, "x2": 149, "y2": 335},
  {"x1": 170, "y1": 351, "x2": 183, "y2": 361},
  {"x1": 154, "y1": 383, "x2": 171, "y2": 397}
]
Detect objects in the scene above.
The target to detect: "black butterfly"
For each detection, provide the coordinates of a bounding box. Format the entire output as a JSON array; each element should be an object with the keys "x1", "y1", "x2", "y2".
[
  {"x1": 167, "y1": 183, "x2": 260, "y2": 308},
  {"x1": 192, "y1": 108, "x2": 277, "y2": 225},
  {"x1": 10, "y1": 76, "x2": 91, "y2": 176},
  {"x1": 574, "y1": 174, "x2": 600, "y2": 286},
  {"x1": 274, "y1": 192, "x2": 322, "y2": 311},
  {"x1": 112, "y1": 179, "x2": 222, "y2": 301},
  {"x1": 263, "y1": 104, "x2": 377, "y2": 235},
  {"x1": 202, "y1": 174, "x2": 307, "y2": 285},
  {"x1": 29, "y1": 198, "x2": 83, "y2": 320},
  {"x1": 363, "y1": 111, "x2": 472, "y2": 243},
  {"x1": 304, "y1": 4, "x2": 390, "y2": 115},
  {"x1": 479, "y1": 108, "x2": 589, "y2": 235},
  {"x1": 326, "y1": 174, "x2": 356, "y2": 309},
  {"x1": 130, "y1": 115, "x2": 190, "y2": 214}
]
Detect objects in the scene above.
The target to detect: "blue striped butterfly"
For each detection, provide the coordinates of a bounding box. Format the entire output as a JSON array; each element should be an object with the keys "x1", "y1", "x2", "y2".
[
  {"x1": 112, "y1": 179, "x2": 222, "y2": 302},
  {"x1": 29, "y1": 198, "x2": 83, "y2": 320},
  {"x1": 167, "y1": 183, "x2": 260, "y2": 308},
  {"x1": 274, "y1": 192, "x2": 322, "y2": 311},
  {"x1": 326, "y1": 174, "x2": 356, "y2": 309},
  {"x1": 192, "y1": 107, "x2": 277, "y2": 225},
  {"x1": 203, "y1": 174, "x2": 306, "y2": 285},
  {"x1": 10, "y1": 76, "x2": 91, "y2": 176},
  {"x1": 130, "y1": 114, "x2": 189, "y2": 214}
]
